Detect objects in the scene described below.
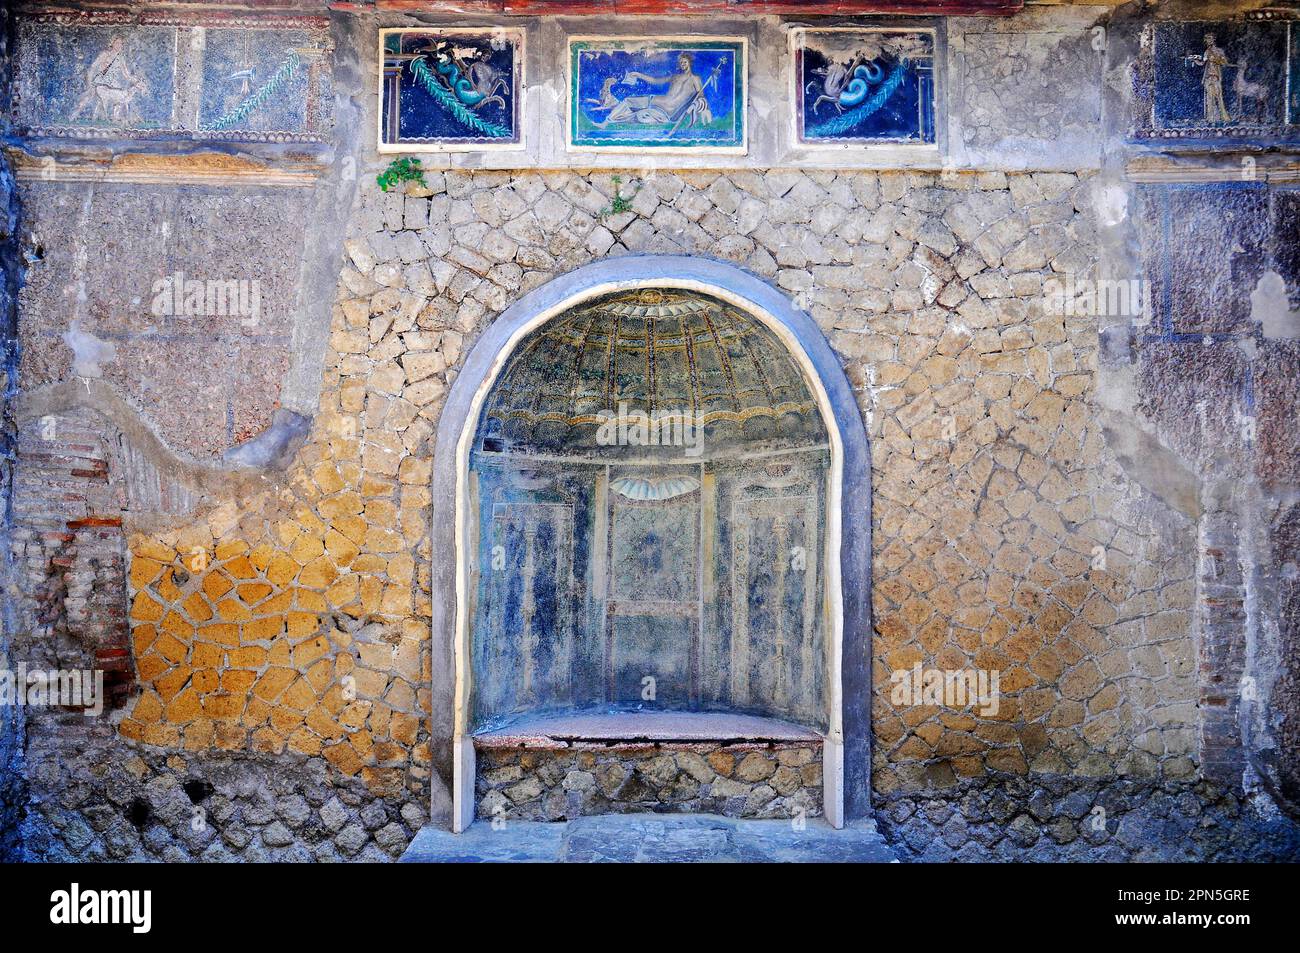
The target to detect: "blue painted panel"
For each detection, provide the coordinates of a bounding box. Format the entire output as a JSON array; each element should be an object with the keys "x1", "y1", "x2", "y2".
[
  {"x1": 1152, "y1": 21, "x2": 1289, "y2": 134},
  {"x1": 18, "y1": 24, "x2": 176, "y2": 132},
  {"x1": 13, "y1": 17, "x2": 332, "y2": 142},
  {"x1": 1136, "y1": 182, "x2": 1271, "y2": 340},
  {"x1": 198, "y1": 29, "x2": 315, "y2": 135},
  {"x1": 611, "y1": 615, "x2": 695, "y2": 706},
  {"x1": 795, "y1": 29, "x2": 935, "y2": 145},
  {"x1": 570, "y1": 39, "x2": 745, "y2": 150},
  {"x1": 381, "y1": 30, "x2": 521, "y2": 146},
  {"x1": 1291, "y1": 25, "x2": 1300, "y2": 125}
]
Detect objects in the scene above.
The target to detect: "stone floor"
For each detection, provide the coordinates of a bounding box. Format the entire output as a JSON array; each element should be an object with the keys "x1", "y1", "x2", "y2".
[{"x1": 400, "y1": 814, "x2": 897, "y2": 863}]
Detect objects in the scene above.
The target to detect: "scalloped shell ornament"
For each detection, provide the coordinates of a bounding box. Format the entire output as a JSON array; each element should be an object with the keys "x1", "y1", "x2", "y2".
[{"x1": 609, "y1": 475, "x2": 701, "y2": 502}]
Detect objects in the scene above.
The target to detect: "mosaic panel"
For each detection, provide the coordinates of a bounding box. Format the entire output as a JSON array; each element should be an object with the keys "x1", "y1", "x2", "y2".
[
  {"x1": 792, "y1": 27, "x2": 936, "y2": 146},
  {"x1": 379, "y1": 28, "x2": 523, "y2": 150},
  {"x1": 568, "y1": 37, "x2": 746, "y2": 152},
  {"x1": 1135, "y1": 16, "x2": 1297, "y2": 141},
  {"x1": 198, "y1": 27, "x2": 325, "y2": 138},
  {"x1": 12, "y1": 11, "x2": 332, "y2": 142}
]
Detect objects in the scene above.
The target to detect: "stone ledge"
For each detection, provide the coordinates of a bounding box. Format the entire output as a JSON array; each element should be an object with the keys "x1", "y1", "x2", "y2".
[
  {"x1": 1125, "y1": 154, "x2": 1300, "y2": 184},
  {"x1": 7, "y1": 148, "x2": 325, "y2": 188},
  {"x1": 400, "y1": 814, "x2": 896, "y2": 863},
  {"x1": 473, "y1": 710, "x2": 824, "y2": 749}
]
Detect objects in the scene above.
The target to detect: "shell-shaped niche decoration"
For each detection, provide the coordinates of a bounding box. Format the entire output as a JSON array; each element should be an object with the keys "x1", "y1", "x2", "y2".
[{"x1": 610, "y1": 474, "x2": 700, "y2": 502}]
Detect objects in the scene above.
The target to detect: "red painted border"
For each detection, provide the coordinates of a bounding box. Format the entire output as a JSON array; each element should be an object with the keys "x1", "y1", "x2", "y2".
[
  {"x1": 19, "y1": 0, "x2": 1022, "y2": 14},
  {"x1": 366, "y1": 0, "x2": 1022, "y2": 15}
]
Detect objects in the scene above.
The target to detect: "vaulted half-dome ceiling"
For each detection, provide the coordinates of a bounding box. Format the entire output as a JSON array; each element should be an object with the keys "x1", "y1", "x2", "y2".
[{"x1": 476, "y1": 288, "x2": 827, "y2": 457}]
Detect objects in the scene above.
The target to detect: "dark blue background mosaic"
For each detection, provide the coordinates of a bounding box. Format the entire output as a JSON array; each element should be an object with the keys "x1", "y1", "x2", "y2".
[
  {"x1": 14, "y1": 18, "x2": 331, "y2": 142},
  {"x1": 1289, "y1": 27, "x2": 1300, "y2": 125},
  {"x1": 21, "y1": 24, "x2": 176, "y2": 131},
  {"x1": 1153, "y1": 22, "x2": 1289, "y2": 131},
  {"x1": 382, "y1": 30, "x2": 520, "y2": 146},
  {"x1": 795, "y1": 31, "x2": 935, "y2": 145}
]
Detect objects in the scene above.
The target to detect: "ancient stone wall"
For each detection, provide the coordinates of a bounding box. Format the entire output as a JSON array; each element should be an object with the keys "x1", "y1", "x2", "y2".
[
  {"x1": 477, "y1": 743, "x2": 824, "y2": 822},
  {"x1": 12, "y1": 165, "x2": 1204, "y2": 856}
]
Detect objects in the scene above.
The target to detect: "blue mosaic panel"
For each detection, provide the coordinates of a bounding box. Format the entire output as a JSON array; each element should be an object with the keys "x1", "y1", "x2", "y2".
[
  {"x1": 15, "y1": 23, "x2": 177, "y2": 134},
  {"x1": 13, "y1": 14, "x2": 332, "y2": 142},
  {"x1": 198, "y1": 29, "x2": 321, "y2": 136},
  {"x1": 569, "y1": 38, "x2": 746, "y2": 151},
  {"x1": 1290, "y1": 25, "x2": 1300, "y2": 126},
  {"x1": 794, "y1": 29, "x2": 935, "y2": 145},
  {"x1": 1150, "y1": 21, "x2": 1290, "y2": 137},
  {"x1": 380, "y1": 29, "x2": 522, "y2": 148}
]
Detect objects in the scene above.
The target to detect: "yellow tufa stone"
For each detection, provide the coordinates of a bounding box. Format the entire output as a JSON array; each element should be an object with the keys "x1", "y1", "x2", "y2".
[
  {"x1": 181, "y1": 591, "x2": 214, "y2": 623},
  {"x1": 130, "y1": 591, "x2": 166, "y2": 623},
  {"x1": 166, "y1": 688, "x2": 202, "y2": 724},
  {"x1": 265, "y1": 553, "x2": 299, "y2": 587},
  {"x1": 215, "y1": 598, "x2": 252, "y2": 623},
  {"x1": 243, "y1": 615, "x2": 285, "y2": 642},
  {"x1": 203, "y1": 572, "x2": 234, "y2": 601},
  {"x1": 129, "y1": 557, "x2": 165, "y2": 591},
  {"x1": 298, "y1": 556, "x2": 338, "y2": 589},
  {"x1": 237, "y1": 582, "x2": 274, "y2": 604}
]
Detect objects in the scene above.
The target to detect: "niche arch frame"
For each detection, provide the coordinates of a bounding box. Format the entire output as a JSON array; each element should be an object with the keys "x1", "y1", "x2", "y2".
[{"x1": 429, "y1": 256, "x2": 872, "y2": 832}]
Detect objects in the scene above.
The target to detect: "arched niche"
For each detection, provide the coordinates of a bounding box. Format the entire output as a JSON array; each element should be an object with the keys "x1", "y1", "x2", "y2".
[{"x1": 429, "y1": 257, "x2": 871, "y2": 832}]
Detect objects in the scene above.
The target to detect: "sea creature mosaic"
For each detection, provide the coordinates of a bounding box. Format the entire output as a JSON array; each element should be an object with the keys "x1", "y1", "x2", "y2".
[
  {"x1": 379, "y1": 28, "x2": 522, "y2": 149},
  {"x1": 568, "y1": 37, "x2": 746, "y2": 152},
  {"x1": 793, "y1": 28, "x2": 936, "y2": 145},
  {"x1": 12, "y1": 12, "x2": 332, "y2": 142}
]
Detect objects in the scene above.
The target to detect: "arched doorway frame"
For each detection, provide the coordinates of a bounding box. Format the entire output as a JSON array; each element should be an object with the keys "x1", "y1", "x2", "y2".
[{"x1": 429, "y1": 256, "x2": 872, "y2": 832}]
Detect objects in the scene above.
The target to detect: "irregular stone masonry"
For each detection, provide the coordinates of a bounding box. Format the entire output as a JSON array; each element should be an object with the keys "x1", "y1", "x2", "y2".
[
  {"x1": 475, "y1": 743, "x2": 824, "y2": 822},
  {"x1": 121, "y1": 529, "x2": 426, "y2": 800},
  {"x1": 1197, "y1": 502, "x2": 1248, "y2": 786},
  {"x1": 18, "y1": 719, "x2": 428, "y2": 861},
  {"x1": 877, "y1": 774, "x2": 1300, "y2": 863},
  {"x1": 10, "y1": 414, "x2": 133, "y2": 705},
  {"x1": 5, "y1": 166, "x2": 1219, "y2": 860},
  {"x1": 5, "y1": 2, "x2": 1299, "y2": 866},
  {"x1": 109, "y1": 167, "x2": 1200, "y2": 812}
]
